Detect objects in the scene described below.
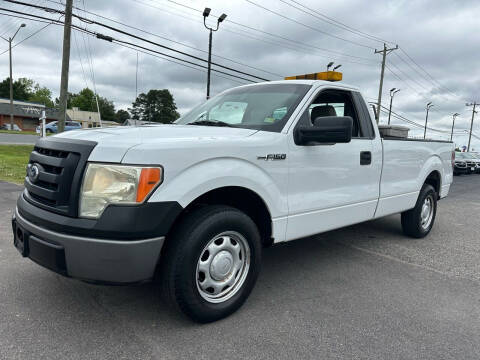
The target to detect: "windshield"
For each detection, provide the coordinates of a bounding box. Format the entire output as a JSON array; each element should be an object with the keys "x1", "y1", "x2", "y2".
[{"x1": 175, "y1": 83, "x2": 311, "y2": 132}]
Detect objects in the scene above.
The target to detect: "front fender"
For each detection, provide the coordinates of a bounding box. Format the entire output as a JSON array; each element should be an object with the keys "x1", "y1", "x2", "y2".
[{"x1": 148, "y1": 157, "x2": 287, "y2": 218}]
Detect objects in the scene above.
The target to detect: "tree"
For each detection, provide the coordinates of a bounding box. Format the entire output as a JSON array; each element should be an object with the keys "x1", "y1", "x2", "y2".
[
  {"x1": 65, "y1": 87, "x2": 116, "y2": 121},
  {"x1": 69, "y1": 88, "x2": 96, "y2": 111},
  {"x1": 129, "y1": 89, "x2": 180, "y2": 124},
  {"x1": 114, "y1": 109, "x2": 130, "y2": 123},
  {"x1": 0, "y1": 77, "x2": 34, "y2": 101},
  {"x1": 97, "y1": 96, "x2": 115, "y2": 121},
  {"x1": 29, "y1": 84, "x2": 54, "y2": 107}
]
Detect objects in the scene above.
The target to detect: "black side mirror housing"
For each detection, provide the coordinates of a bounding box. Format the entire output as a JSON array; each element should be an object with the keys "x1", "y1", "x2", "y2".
[{"x1": 295, "y1": 116, "x2": 353, "y2": 145}]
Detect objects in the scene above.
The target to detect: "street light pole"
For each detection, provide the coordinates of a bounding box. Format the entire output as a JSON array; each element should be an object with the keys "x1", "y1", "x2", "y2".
[
  {"x1": 203, "y1": 8, "x2": 227, "y2": 100},
  {"x1": 450, "y1": 113, "x2": 460, "y2": 142},
  {"x1": 1, "y1": 24, "x2": 26, "y2": 130},
  {"x1": 387, "y1": 88, "x2": 400, "y2": 125},
  {"x1": 424, "y1": 102, "x2": 434, "y2": 139},
  {"x1": 206, "y1": 27, "x2": 212, "y2": 100}
]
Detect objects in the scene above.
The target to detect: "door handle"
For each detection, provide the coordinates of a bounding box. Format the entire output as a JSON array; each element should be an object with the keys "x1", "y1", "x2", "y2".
[{"x1": 360, "y1": 151, "x2": 372, "y2": 165}]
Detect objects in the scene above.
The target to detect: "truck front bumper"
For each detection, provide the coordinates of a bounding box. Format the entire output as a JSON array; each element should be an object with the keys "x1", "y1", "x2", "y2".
[{"x1": 13, "y1": 207, "x2": 165, "y2": 284}]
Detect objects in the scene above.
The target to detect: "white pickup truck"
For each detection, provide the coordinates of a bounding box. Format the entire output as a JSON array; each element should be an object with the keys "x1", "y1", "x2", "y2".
[{"x1": 12, "y1": 80, "x2": 454, "y2": 322}]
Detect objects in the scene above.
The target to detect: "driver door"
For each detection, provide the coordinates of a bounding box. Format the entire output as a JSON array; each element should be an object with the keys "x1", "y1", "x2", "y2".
[{"x1": 286, "y1": 88, "x2": 382, "y2": 241}]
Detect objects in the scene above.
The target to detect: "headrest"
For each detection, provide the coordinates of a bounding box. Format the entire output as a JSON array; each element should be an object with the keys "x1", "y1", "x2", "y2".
[{"x1": 311, "y1": 105, "x2": 337, "y2": 121}]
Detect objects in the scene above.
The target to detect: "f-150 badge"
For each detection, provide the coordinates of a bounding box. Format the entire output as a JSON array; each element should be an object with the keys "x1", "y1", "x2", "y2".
[{"x1": 257, "y1": 154, "x2": 286, "y2": 161}]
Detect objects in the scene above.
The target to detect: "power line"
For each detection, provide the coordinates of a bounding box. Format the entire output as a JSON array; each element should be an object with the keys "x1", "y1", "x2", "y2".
[
  {"x1": 111, "y1": 37, "x2": 258, "y2": 83},
  {"x1": 139, "y1": 0, "x2": 378, "y2": 64},
  {"x1": 392, "y1": 51, "x2": 462, "y2": 101},
  {"x1": 385, "y1": 62, "x2": 463, "y2": 117},
  {"x1": 0, "y1": 13, "x2": 57, "y2": 55},
  {"x1": 44, "y1": 0, "x2": 283, "y2": 77},
  {"x1": 387, "y1": 59, "x2": 429, "y2": 93},
  {"x1": 79, "y1": 0, "x2": 98, "y2": 95},
  {"x1": 375, "y1": 103, "x2": 461, "y2": 134},
  {"x1": 277, "y1": 0, "x2": 393, "y2": 45},
  {"x1": 0, "y1": 6, "x2": 259, "y2": 83},
  {"x1": 0, "y1": 0, "x2": 44, "y2": 35},
  {"x1": 2, "y1": 0, "x2": 271, "y2": 82},
  {"x1": 72, "y1": 28, "x2": 89, "y2": 89},
  {"x1": 399, "y1": 47, "x2": 461, "y2": 100},
  {"x1": 115, "y1": 41, "x2": 248, "y2": 86},
  {"x1": 243, "y1": 0, "x2": 375, "y2": 50}
]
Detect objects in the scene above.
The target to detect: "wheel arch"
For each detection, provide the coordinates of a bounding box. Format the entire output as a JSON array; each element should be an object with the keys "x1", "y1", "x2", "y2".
[
  {"x1": 168, "y1": 186, "x2": 274, "y2": 247},
  {"x1": 423, "y1": 170, "x2": 441, "y2": 197}
]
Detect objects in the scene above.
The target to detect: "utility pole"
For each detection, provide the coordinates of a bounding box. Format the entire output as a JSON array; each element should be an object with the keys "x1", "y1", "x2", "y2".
[
  {"x1": 58, "y1": 0, "x2": 73, "y2": 133},
  {"x1": 450, "y1": 113, "x2": 460, "y2": 142},
  {"x1": 424, "y1": 102, "x2": 434, "y2": 139},
  {"x1": 374, "y1": 43, "x2": 398, "y2": 123},
  {"x1": 203, "y1": 8, "x2": 227, "y2": 100},
  {"x1": 388, "y1": 88, "x2": 400, "y2": 125},
  {"x1": 466, "y1": 102, "x2": 478, "y2": 152},
  {"x1": 1, "y1": 24, "x2": 26, "y2": 130}
]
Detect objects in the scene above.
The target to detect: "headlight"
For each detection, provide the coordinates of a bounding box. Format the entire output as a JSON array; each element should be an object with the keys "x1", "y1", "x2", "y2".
[{"x1": 79, "y1": 163, "x2": 162, "y2": 218}]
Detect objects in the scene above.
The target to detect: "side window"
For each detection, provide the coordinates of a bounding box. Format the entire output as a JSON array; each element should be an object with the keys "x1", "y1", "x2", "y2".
[
  {"x1": 300, "y1": 89, "x2": 364, "y2": 138},
  {"x1": 352, "y1": 92, "x2": 375, "y2": 139}
]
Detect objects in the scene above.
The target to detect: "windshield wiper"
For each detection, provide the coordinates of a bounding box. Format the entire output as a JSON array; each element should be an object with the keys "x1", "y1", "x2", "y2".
[{"x1": 188, "y1": 120, "x2": 234, "y2": 127}]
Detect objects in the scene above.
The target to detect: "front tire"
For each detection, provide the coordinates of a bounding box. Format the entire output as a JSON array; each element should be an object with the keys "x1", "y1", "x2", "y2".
[
  {"x1": 401, "y1": 184, "x2": 437, "y2": 238},
  {"x1": 162, "y1": 205, "x2": 262, "y2": 323}
]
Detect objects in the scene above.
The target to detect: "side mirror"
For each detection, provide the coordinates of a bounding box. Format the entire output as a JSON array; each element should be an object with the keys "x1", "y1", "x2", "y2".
[{"x1": 295, "y1": 116, "x2": 353, "y2": 145}]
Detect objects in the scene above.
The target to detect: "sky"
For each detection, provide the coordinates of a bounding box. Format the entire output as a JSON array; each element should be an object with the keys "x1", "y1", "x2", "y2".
[{"x1": 0, "y1": 0, "x2": 479, "y2": 148}]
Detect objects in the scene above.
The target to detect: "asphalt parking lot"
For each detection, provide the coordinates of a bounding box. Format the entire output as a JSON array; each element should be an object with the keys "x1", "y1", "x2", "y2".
[{"x1": 1, "y1": 176, "x2": 480, "y2": 360}]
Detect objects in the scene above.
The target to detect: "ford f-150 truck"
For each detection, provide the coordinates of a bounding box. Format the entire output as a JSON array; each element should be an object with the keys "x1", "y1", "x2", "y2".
[{"x1": 12, "y1": 80, "x2": 454, "y2": 323}]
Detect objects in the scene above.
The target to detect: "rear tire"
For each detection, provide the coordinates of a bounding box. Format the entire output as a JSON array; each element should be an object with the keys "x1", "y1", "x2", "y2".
[
  {"x1": 161, "y1": 205, "x2": 262, "y2": 323},
  {"x1": 401, "y1": 184, "x2": 437, "y2": 238}
]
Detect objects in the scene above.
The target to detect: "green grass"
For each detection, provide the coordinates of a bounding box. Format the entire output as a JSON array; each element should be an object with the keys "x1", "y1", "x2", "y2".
[
  {"x1": 0, "y1": 145, "x2": 33, "y2": 184},
  {"x1": 0, "y1": 130, "x2": 39, "y2": 135}
]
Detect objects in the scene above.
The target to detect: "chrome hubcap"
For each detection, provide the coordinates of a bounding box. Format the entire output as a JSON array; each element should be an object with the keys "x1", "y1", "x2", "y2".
[
  {"x1": 196, "y1": 231, "x2": 250, "y2": 303},
  {"x1": 210, "y1": 251, "x2": 234, "y2": 281},
  {"x1": 420, "y1": 195, "x2": 434, "y2": 229}
]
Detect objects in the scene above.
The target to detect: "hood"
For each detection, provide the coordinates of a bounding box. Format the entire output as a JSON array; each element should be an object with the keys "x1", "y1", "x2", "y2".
[{"x1": 54, "y1": 124, "x2": 258, "y2": 162}]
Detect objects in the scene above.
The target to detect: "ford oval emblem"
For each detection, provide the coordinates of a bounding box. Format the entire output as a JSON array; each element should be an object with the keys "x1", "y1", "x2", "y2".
[{"x1": 27, "y1": 163, "x2": 42, "y2": 183}]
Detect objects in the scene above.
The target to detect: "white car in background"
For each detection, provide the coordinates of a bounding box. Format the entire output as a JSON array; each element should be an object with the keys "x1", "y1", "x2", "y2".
[{"x1": 1, "y1": 124, "x2": 22, "y2": 131}]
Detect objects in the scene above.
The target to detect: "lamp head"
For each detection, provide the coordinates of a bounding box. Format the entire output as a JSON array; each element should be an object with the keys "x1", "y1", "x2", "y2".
[
  {"x1": 218, "y1": 13, "x2": 227, "y2": 23},
  {"x1": 203, "y1": 7, "x2": 211, "y2": 17}
]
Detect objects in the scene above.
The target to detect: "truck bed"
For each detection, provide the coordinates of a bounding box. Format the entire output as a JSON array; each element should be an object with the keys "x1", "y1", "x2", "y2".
[{"x1": 374, "y1": 138, "x2": 454, "y2": 218}]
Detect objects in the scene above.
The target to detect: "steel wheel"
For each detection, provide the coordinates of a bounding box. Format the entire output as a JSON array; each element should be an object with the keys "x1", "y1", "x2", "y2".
[
  {"x1": 196, "y1": 231, "x2": 251, "y2": 304},
  {"x1": 420, "y1": 195, "x2": 434, "y2": 230}
]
